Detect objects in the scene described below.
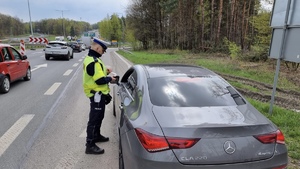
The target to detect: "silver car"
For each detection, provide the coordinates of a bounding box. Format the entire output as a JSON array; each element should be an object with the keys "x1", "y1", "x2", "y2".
[
  {"x1": 113, "y1": 64, "x2": 288, "y2": 169},
  {"x1": 78, "y1": 42, "x2": 86, "y2": 51},
  {"x1": 44, "y1": 41, "x2": 73, "y2": 60}
]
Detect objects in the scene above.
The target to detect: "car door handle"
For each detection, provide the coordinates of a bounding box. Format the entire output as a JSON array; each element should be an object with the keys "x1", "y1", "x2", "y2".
[{"x1": 6, "y1": 64, "x2": 10, "y2": 66}]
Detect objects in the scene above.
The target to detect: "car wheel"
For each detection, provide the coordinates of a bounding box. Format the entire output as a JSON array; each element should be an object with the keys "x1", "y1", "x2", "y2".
[
  {"x1": 24, "y1": 68, "x2": 31, "y2": 81},
  {"x1": 45, "y1": 54, "x2": 50, "y2": 60},
  {"x1": 0, "y1": 76, "x2": 10, "y2": 93},
  {"x1": 71, "y1": 52, "x2": 74, "y2": 59},
  {"x1": 113, "y1": 100, "x2": 116, "y2": 117},
  {"x1": 66, "y1": 52, "x2": 70, "y2": 61},
  {"x1": 119, "y1": 136, "x2": 124, "y2": 169}
]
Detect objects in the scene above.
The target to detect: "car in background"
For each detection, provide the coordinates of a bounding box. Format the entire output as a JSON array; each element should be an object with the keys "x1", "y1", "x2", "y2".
[
  {"x1": 55, "y1": 36, "x2": 64, "y2": 41},
  {"x1": 69, "y1": 41, "x2": 82, "y2": 52},
  {"x1": 113, "y1": 64, "x2": 288, "y2": 169},
  {"x1": 44, "y1": 41, "x2": 73, "y2": 60},
  {"x1": 0, "y1": 44, "x2": 31, "y2": 93},
  {"x1": 78, "y1": 42, "x2": 86, "y2": 51}
]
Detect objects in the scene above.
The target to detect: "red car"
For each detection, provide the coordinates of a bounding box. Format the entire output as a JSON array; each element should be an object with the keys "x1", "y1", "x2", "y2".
[{"x1": 0, "y1": 44, "x2": 31, "y2": 93}]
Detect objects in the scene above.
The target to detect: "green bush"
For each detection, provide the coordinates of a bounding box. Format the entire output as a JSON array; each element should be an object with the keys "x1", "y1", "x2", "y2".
[
  {"x1": 241, "y1": 45, "x2": 269, "y2": 62},
  {"x1": 223, "y1": 37, "x2": 241, "y2": 60}
]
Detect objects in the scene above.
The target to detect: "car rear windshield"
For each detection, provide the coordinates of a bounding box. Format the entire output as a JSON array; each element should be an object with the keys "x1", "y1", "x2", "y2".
[
  {"x1": 148, "y1": 76, "x2": 238, "y2": 107},
  {"x1": 48, "y1": 43, "x2": 66, "y2": 47}
]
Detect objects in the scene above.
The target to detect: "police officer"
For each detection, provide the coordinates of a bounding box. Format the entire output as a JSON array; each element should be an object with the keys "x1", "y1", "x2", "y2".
[{"x1": 83, "y1": 38, "x2": 117, "y2": 154}]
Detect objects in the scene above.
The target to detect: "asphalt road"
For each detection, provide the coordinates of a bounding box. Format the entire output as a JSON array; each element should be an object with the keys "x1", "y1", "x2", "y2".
[{"x1": 0, "y1": 48, "x2": 132, "y2": 169}]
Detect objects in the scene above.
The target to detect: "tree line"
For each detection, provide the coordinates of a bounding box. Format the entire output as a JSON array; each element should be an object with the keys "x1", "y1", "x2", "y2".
[
  {"x1": 111, "y1": 0, "x2": 270, "y2": 62},
  {"x1": 0, "y1": 13, "x2": 24, "y2": 38},
  {"x1": 0, "y1": 13, "x2": 96, "y2": 38},
  {"x1": 98, "y1": 0, "x2": 273, "y2": 61},
  {"x1": 1, "y1": 0, "x2": 274, "y2": 62}
]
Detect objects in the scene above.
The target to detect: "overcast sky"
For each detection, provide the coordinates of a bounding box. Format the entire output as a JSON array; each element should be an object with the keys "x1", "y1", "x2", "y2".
[{"x1": 0, "y1": 0, "x2": 130, "y2": 24}]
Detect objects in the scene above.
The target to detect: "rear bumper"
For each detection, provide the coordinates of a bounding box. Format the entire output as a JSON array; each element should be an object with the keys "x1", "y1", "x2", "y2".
[
  {"x1": 124, "y1": 151, "x2": 287, "y2": 169},
  {"x1": 45, "y1": 50, "x2": 68, "y2": 55},
  {"x1": 121, "y1": 131, "x2": 288, "y2": 169}
]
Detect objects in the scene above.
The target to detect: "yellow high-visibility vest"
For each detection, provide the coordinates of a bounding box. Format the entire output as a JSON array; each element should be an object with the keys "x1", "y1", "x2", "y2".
[{"x1": 83, "y1": 56, "x2": 109, "y2": 97}]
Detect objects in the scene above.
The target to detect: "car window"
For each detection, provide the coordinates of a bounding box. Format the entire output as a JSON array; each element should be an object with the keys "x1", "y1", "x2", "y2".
[
  {"x1": 11, "y1": 48, "x2": 21, "y2": 60},
  {"x1": 0, "y1": 49, "x2": 3, "y2": 62},
  {"x1": 148, "y1": 76, "x2": 238, "y2": 107},
  {"x1": 126, "y1": 71, "x2": 137, "y2": 95},
  {"x1": 49, "y1": 43, "x2": 66, "y2": 47},
  {"x1": 2, "y1": 47, "x2": 12, "y2": 61}
]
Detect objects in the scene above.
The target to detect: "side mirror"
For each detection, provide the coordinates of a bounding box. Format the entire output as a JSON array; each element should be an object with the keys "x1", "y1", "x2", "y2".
[{"x1": 22, "y1": 55, "x2": 28, "y2": 60}]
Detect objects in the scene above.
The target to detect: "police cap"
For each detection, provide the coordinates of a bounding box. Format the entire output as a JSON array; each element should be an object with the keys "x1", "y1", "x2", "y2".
[{"x1": 93, "y1": 38, "x2": 107, "y2": 52}]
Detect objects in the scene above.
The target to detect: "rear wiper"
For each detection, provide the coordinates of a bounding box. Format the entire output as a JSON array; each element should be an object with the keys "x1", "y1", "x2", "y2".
[{"x1": 226, "y1": 86, "x2": 246, "y2": 105}]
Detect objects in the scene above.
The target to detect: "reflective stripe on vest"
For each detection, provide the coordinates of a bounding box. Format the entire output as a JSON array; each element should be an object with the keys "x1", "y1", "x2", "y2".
[{"x1": 83, "y1": 56, "x2": 109, "y2": 97}]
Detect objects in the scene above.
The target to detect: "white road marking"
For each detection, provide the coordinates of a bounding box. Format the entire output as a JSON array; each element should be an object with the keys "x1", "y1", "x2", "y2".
[
  {"x1": 78, "y1": 59, "x2": 83, "y2": 62},
  {"x1": 0, "y1": 114, "x2": 35, "y2": 157},
  {"x1": 54, "y1": 152, "x2": 78, "y2": 169},
  {"x1": 63, "y1": 69, "x2": 73, "y2": 76},
  {"x1": 72, "y1": 63, "x2": 79, "y2": 67},
  {"x1": 44, "y1": 83, "x2": 61, "y2": 95},
  {"x1": 114, "y1": 52, "x2": 132, "y2": 68},
  {"x1": 31, "y1": 63, "x2": 47, "y2": 72}
]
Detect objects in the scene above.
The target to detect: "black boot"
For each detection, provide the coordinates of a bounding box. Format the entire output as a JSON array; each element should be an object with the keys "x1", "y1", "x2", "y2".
[
  {"x1": 85, "y1": 144, "x2": 105, "y2": 154},
  {"x1": 94, "y1": 135, "x2": 109, "y2": 143}
]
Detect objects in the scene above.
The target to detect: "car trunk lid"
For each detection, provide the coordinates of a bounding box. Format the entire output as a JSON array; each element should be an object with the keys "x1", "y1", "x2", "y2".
[{"x1": 152, "y1": 105, "x2": 278, "y2": 165}]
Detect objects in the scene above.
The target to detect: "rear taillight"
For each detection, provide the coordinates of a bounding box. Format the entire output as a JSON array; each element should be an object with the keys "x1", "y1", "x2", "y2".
[
  {"x1": 61, "y1": 46, "x2": 67, "y2": 49},
  {"x1": 254, "y1": 130, "x2": 285, "y2": 144},
  {"x1": 135, "y1": 128, "x2": 200, "y2": 153},
  {"x1": 276, "y1": 130, "x2": 285, "y2": 144},
  {"x1": 167, "y1": 137, "x2": 200, "y2": 149}
]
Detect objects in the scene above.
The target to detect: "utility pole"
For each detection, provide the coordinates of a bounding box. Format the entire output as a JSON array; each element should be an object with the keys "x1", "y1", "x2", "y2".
[
  {"x1": 27, "y1": 0, "x2": 33, "y2": 36},
  {"x1": 56, "y1": 9, "x2": 69, "y2": 37}
]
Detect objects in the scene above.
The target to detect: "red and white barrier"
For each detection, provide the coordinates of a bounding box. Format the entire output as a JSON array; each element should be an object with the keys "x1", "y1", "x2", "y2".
[{"x1": 20, "y1": 39, "x2": 25, "y2": 55}]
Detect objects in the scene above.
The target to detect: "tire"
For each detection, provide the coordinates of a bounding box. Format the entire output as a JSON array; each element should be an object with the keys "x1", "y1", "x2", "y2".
[
  {"x1": 0, "y1": 76, "x2": 10, "y2": 93},
  {"x1": 24, "y1": 68, "x2": 31, "y2": 81},
  {"x1": 113, "y1": 100, "x2": 116, "y2": 117},
  {"x1": 66, "y1": 52, "x2": 70, "y2": 61},
  {"x1": 113, "y1": 87, "x2": 116, "y2": 117},
  {"x1": 45, "y1": 54, "x2": 50, "y2": 60},
  {"x1": 71, "y1": 52, "x2": 74, "y2": 59}
]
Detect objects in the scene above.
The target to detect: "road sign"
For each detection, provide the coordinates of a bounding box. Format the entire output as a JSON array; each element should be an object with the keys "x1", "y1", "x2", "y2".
[
  {"x1": 29, "y1": 37, "x2": 48, "y2": 44},
  {"x1": 268, "y1": 0, "x2": 300, "y2": 114}
]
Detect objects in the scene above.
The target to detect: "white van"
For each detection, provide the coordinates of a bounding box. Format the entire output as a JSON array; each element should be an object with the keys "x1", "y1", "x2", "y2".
[{"x1": 55, "y1": 36, "x2": 64, "y2": 41}]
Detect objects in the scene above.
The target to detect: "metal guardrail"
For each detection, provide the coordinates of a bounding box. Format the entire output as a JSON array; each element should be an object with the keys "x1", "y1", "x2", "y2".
[{"x1": 9, "y1": 43, "x2": 46, "y2": 49}]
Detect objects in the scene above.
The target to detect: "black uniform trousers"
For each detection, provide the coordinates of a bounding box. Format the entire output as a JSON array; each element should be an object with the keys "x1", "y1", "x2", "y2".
[{"x1": 86, "y1": 93, "x2": 106, "y2": 146}]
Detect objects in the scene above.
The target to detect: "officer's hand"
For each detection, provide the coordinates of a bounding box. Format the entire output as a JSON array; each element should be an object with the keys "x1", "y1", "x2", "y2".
[
  {"x1": 106, "y1": 66, "x2": 112, "y2": 75},
  {"x1": 110, "y1": 76, "x2": 117, "y2": 83}
]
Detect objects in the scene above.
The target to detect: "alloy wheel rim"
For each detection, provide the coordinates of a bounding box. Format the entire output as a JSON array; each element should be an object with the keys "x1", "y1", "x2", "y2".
[
  {"x1": 3, "y1": 78, "x2": 10, "y2": 91},
  {"x1": 27, "y1": 69, "x2": 31, "y2": 79}
]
